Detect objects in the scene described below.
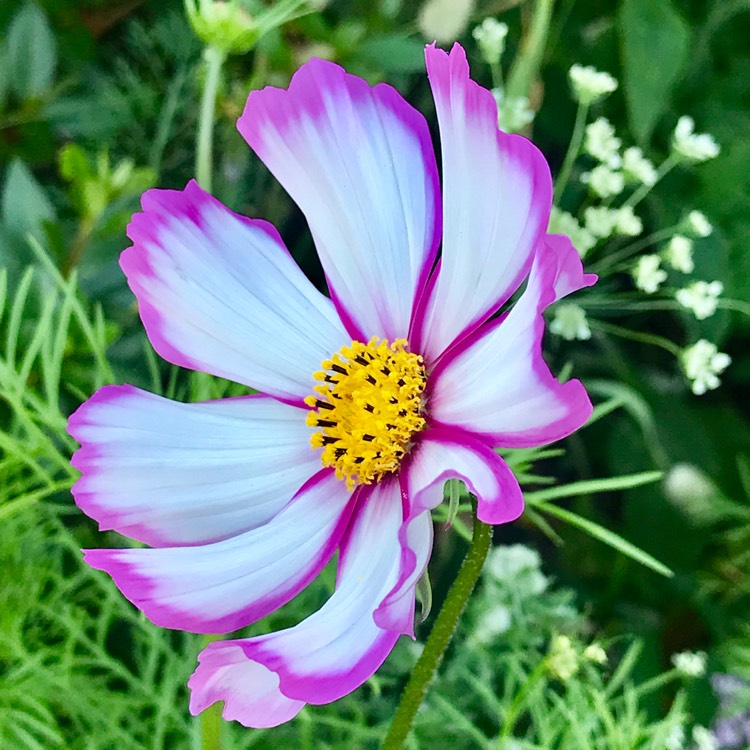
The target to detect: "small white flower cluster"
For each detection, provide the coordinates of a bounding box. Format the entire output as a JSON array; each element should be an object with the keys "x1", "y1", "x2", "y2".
[
  {"x1": 583, "y1": 642, "x2": 607, "y2": 665},
  {"x1": 569, "y1": 64, "x2": 618, "y2": 105},
  {"x1": 547, "y1": 635, "x2": 579, "y2": 681},
  {"x1": 622, "y1": 146, "x2": 657, "y2": 186},
  {"x1": 673, "y1": 116, "x2": 721, "y2": 162},
  {"x1": 581, "y1": 164, "x2": 625, "y2": 198},
  {"x1": 687, "y1": 210, "x2": 713, "y2": 238},
  {"x1": 548, "y1": 207, "x2": 596, "y2": 257},
  {"x1": 584, "y1": 205, "x2": 642, "y2": 238},
  {"x1": 632, "y1": 254, "x2": 667, "y2": 294},
  {"x1": 681, "y1": 339, "x2": 731, "y2": 395},
  {"x1": 676, "y1": 280, "x2": 723, "y2": 320},
  {"x1": 493, "y1": 89, "x2": 535, "y2": 133},
  {"x1": 474, "y1": 604, "x2": 512, "y2": 643},
  {"x1": 666, "y1": 725, "x2": 685, "y2": 750},
  {"x1": 584, "y1": 117, "x2": 621, "y2": 166},
  {"x1": 671, "y1": 650, "x2": 708, "y2": 678},
  {"x1": 550, "y1": 303, "x2": 591, "y2": 341},
  {"x1": 472, "y1": 18, "x2": 508, "y2": 65},
  {"x1": 486, "y1": 544, "x2": 547, "y2": 593},
  {"x1": 417, "y1": 0, "x2": 475, "y2": 44},
  {"x1": 664, "y1": 235, "x2": 695, "y2": 273}
]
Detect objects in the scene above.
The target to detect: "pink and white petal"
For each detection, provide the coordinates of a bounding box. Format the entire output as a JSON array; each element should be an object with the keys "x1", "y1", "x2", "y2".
[
  {"x1": 188, "y1": 480, "x2": 404, "y2": 724},
  {"x1": 68, "y1": 385, "x2": 321, "y2": 547},
  {"x1": 544, "y1": 233, "x2": 597, "y2": 303},
  {"x1": 414, "y1": 43, "x2": 553, "y2": 362},
  {"x1": 238, "y1": 57, "x2": 441, "y2": 342},
  {"x1": 122, "y1": 180, "x2": 349, "y2": 405},
  {"x1": 405, "y1": 428, "x2": 523, "y2": 526},
  {"x1": 84, "y1": 470, "x2": 353, "y2": 634},
  {"x1": 428, "y1": 242, "x2": 593, "y2": 447},
  {"x1": 189, "y1": 645, "x2": 305, "y2": 728},
  {"x1": 373, "y1": 502, "x2": 433, "y2": 637}
]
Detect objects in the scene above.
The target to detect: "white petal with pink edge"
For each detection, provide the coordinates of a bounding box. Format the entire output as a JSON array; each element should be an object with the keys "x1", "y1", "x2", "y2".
[
  {"x1": 414, "y1": 43, "x2": 553, "y2": 363},
  {"x1": 238, "y1": 57, "x2": 441, "y2": 343},
  {"x1": 122, "y1": 180, "x2": 349, "y2": 405},
  {"x1": 406, "y1": 429, "x2": 523, "y2": 526},
  {"x1": 188, "y1": 480, "x2": 405, "y2": 726},
  {"x1": 69, "y1": 386, "x2": 321, "y2": 547},
  {"x1": 428, "y1": 239, "x2": 594, "y2": 447},
  {"x1": 189, "y1": 646, "x2": 305, "y2": 728},
  {"x1": 84, "y1": 470, "x2": 353, "y2": 635}
]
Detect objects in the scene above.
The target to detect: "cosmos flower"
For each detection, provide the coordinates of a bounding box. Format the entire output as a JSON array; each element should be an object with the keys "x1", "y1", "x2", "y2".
[{"x1": 68, "y1": 43, "x2": 594, "y2": 728}]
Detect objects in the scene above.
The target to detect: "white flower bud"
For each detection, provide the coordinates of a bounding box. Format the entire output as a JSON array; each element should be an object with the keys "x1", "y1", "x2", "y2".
[
  {"x1": 681, "y1": 339, "x2": 731, "y2": 395},
  {"x1": 584, "y1": 206, "x2": 618, "y2": 239},
  {"x1": 686, "y1": 210, "x2": 713, "y2": 238},
  {"x1": 472, "y1": 18, "x2": 508, "y2": 65},
  {"x1": 664, "y1": 235, "x2": 695, "y2": 273},
  {"x1": 550, "y1": 303, "x2": 592, "y2": 341},
  {"x1": 493, "y1": 89, "x2": 535, "y2": 133},
  {"x1": 671, "y1": 650, "x2": 708, "y2": 678},
  {"x1": 672, "y1": 116, "x2": 720, "y2": 162},
  {"x1": 584, "y1": 117, "x2": 621, "y2": 165},
  {"x1": 632, "y1": 255, "x2": 667, "y2": 294},
  {"x1": 583, "y1": 643, "x2": 608, "y2": 665},
  {"x1": 581, "y1": 165, "x2": 625, "y2": 198},
  {"x1": 547, "y1": 635, "x2": 579, "y2": 681},
  {"x1": 614, "y1": 206, "x2": 643, "y2": 236},
  {"x1": 569, "y1": 64, "x2": 618, "y2": 105},
  {"x1": 692, "y1": 725, "x2": 719, "y2": 750},
  {"x1": 622, "y1": 146, "x2": 657, "y2": 186},
  {"x1": 417, "y1": 0, "x2": 475, "y2": 44},
  {"x1": 676, "y1": 280, "x2": 723, "y2": 320}
]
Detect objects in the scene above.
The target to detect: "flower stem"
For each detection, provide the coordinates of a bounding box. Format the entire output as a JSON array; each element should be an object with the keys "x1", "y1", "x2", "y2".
[
  {"x1": 554, "y1": 100, "x2": 589, "y2": 203},
  {"x1": 196, "y1": 45, "x2": 226, "y2": 193},
  {"x1": 621, "y1": 152, "x2": 681, "y2": 210},
  {"x1": 200, "y1": 635, "x2": 222, "y2": 750},
  {"x1": 380, "y1": 509, "x2": 493, "y2": 750},
  {"x1": 495, "y1": 659, "x2": 547, "y2": 747},
  {"x1": 590, "y1": 319, "x2": 682, "y2": 357}
]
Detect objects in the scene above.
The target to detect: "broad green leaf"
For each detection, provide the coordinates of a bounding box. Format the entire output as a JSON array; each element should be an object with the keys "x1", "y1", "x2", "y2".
[
  {"x1": 1, "y1": 159, "x2": 55, "y2": 237},
  {"x1": 6, "y1": 2, "x2": 57, "y2": 100},
  {"x1": 618, "y1": 0, "x2": 690, "y2": 143}
]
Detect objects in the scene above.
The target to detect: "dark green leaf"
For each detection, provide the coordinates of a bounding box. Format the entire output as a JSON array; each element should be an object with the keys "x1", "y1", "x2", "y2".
[{"x1": 618, "y1": 0, "x2": 690, "y2": 143}]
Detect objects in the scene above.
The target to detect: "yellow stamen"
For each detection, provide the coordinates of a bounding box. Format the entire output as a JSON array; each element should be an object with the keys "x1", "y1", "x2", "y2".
[{"x1": 306, "y1": 337, "x2": 427, "y2": 491}]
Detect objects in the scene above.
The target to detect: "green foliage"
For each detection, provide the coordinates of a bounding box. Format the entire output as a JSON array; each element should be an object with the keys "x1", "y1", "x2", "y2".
[{"x1": 618, "y1": 0, "x2": 690, "y2": 144}]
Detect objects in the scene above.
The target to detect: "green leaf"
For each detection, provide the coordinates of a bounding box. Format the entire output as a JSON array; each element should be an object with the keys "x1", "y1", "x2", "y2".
[
  {"x1": 1, "y1": 159, "x2": 55, "y2": 237},
  {"x1": 532, "y1": 501, "x2": 674, "y2": 578},
  {"x1": 6, "y1": 2, "x2": 57, "y2": 100},
  {"x1": 618, "y1": 0, "x2": 690, "y2": 143}
]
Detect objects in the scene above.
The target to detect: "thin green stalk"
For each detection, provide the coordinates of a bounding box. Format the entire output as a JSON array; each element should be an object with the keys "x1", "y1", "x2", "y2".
[
  {"x1": 196, "y1": 46, "x2": 226, "y2": 192},
  {"x1": 554, "y1": 101, "x2": 589, "y2": 202},
  {"x1": 621, "y1": 152, "x2": 681, "y2": 210},
  {"x1": 718, "y1": 298, "x2": 750, "y2": 317},
  {"x1": 590, "y1": 320, "x2": 682, "y2": 357},
  {"x1": 588, "y1": 225, "x2": 682, "y2": 274},
  {"x1": 381, "y1": 509, "x2": 493, "y2": 750},
  {"x1": 200, "y1": 635, "x2": 222, "y2": 750},
  {"x1": 495, "y1": 659, "x2": 548, "y2": 746},
  {"x1": 506, "y1": 0, "x2": 556, "y2": 101}
]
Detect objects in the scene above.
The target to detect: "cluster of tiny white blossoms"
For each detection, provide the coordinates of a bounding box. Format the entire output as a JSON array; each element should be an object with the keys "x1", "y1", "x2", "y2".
[
  {"x1": 673, "y1": 116, "x2": 721, "y2": 162},
  {"x1": 569, "y1": 64, "x2": 618, "y2": 105},
  {"x1": 681, "y1": 340, "x2": 732, "y2": 395},
  {"x1": 472, "y1": 17, "x2": 534, "y2": 134},
  {"x1": 671, "y1": 650, "x2": 708, "y2": 678}
]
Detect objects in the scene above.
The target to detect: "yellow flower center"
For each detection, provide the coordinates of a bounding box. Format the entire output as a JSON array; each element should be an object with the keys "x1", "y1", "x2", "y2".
[{"x1": 305, "y1": 337, "x2": 427, "y2": 490}]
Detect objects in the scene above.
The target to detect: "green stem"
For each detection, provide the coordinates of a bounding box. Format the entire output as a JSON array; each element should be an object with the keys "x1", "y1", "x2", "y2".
[
  {"x1": 590, "y1": 320, "x2": 682, "y2": 357},
  {"x1": 200, "y1": 635, "x2": 222, "y2": 750},
  {"x1": 506, "y1": 0, "x2": 555, "y2": 102},
  {"x1": 380, "y1": 510, "x2": 493, "y2": 750},
  {"x1": 62, "y1": 216, "x2": 96, "y2": 278},
  {"x1": 718, "y1": 298, "x2": 750, "y2": 317},
  {"x1": 588, "y1": 224, "x2": 682, "y2": 274},
  {"x1": 495, "y1": 659, "x2": 547, "y2": 747},
  {"x1": 554, "y1": 101, "x2": 589, "y2": 202},
  {"x1": 621, "y1": 152, "x2": 681, "y2": 210},
  {"x1": 195, "y1": 45, "x2": 226, "y2": 192}
]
